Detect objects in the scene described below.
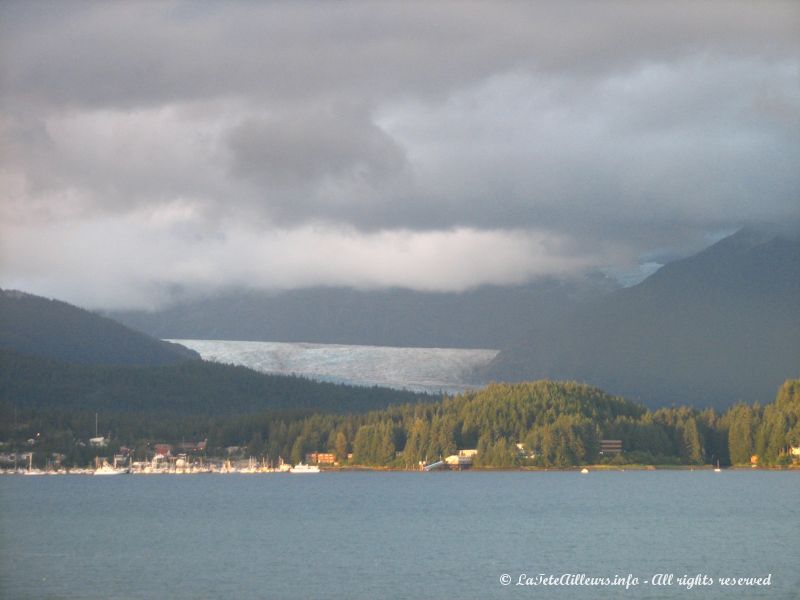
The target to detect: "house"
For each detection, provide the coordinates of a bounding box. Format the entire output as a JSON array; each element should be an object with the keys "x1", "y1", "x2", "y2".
[
  {"x1": 600, "y1": 440, "x2": 623, "y2": 455},
  {"x1": 513, "y1": 444, "x2": 535, "y2": 459},
  {"x1": 445, "y1": 451, "x2": 475, "y2": 469},
  {"x1": 154, "y1": 444, "x2": 172, "y2": 458},
  {"x1": 305, "y1": 452, "x2": 336, "y2": 465},
  {"x1": 89, "y1": 436, "x2": 107, "y2": 448},
  {"x1": 177, "y1": 439, "x2": 208, "y2": 453}
]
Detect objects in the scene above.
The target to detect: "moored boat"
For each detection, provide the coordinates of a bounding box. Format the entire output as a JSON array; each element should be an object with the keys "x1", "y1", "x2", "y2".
[
  {"x1": 93, "y1": 462, "x2": 127, "y2": 475},
  {"x1": 289, "y1": 463, "x2": 320, "y2": 473}
]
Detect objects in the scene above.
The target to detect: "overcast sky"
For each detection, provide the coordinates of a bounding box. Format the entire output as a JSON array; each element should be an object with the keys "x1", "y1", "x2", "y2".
[{"x1": 1, "y1": 1, "x2": 798, "y2": 310}]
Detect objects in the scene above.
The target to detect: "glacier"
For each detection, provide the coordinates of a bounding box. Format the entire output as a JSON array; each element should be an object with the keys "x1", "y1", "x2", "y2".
[{"x1": 168, "y1": 339, "x2": 498, "y2": 394}]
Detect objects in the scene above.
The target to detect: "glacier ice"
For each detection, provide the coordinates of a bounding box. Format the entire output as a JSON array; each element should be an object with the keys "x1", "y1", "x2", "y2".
[{"x1": 168, "y1": 339, "x2": 498, "y2": 394}]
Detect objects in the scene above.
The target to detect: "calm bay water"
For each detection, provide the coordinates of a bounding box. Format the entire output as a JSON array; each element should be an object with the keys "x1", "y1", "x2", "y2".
[{"x1": 1, "y1": 471, "x2": 797, "y2": 600}]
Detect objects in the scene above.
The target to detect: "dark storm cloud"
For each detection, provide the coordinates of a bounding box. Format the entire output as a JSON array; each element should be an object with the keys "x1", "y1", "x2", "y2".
[{"x1": 1, "y1": 1, "x2": 798, "y2": 308}]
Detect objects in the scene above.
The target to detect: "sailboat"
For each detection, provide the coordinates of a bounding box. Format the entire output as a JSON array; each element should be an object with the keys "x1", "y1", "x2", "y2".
[
  {"x1": 93, "y1": 456, "x2": 127, "y2": 475},
  {"x1": 23, "y1": 453, "x2": 44, "y2": 475}
]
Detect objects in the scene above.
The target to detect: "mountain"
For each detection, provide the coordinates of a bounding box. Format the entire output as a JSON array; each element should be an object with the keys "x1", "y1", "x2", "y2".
[
  {"x1": 109, "y1": 276, "x2": 617, "y2": 349},
  {"x1": 0, "y1": 349, "x2": 430, "y2": 416},
  {"x1": 485, "y1": 229, "x2": 800, "y2": 409},
  {"x1": 0, "y1": 289, "x2": 430, "y2": 416},
  {"x1": 0, "y1": 289, "x2": 199, "y2": 366}
]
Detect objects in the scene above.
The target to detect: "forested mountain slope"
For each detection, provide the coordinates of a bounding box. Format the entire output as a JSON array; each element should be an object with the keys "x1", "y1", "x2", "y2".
[
  {"x1": 486, "y1": 229, "x2": 800, "y2": 409},
  {"x1": 0, "y1": 289, "x2": 199, "y2": 366}
]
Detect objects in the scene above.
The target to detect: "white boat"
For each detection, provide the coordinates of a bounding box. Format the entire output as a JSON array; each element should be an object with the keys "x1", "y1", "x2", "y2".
[
  {"x1": 289, "y1": 463, "x2": 320, "y2": 473},
  {"x1": 580, "y1": 468, "x2": 589, "y2": 474},
  {"x1": 239, "y1": 457, "x2": 259, "y2": 474},
  {"x1": 93, "y1": 462, "x2": 127, "y2": 475}
]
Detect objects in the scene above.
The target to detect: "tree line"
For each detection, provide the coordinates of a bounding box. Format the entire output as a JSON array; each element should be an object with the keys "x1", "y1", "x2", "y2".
[{"x1": 3, "y1": 379, "x2": 798, "y2": 469}]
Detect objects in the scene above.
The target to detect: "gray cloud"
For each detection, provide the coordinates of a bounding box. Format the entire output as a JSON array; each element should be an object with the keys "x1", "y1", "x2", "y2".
[
  {"x1": 226, "y1": 107, "x2": 408, "y2": 223},
  {"x1": 3, "y1": 2, "x2": 797, "y2": 109},
  {"x1": 1, "y1": 1, "x2": 798, "y2": 308}
]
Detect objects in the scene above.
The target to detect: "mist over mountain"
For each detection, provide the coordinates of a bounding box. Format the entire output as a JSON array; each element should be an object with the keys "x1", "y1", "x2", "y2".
[
  {"x1": 110, "y1": 276, "x2": 617, "y2": 349},
  {"x1": 0, "y1": 289, "x2": 199, "y2": 366},
  {"x1": 485, "y1": 229, "x2": 800, "y2": 409},
  {"x1": 5, "y1": 228, "x2": 796, "y2": 412}
]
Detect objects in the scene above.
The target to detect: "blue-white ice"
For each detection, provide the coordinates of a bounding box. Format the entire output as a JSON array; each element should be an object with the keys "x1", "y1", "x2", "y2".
[{"x1": 168, "y1": 339, "x2": 498, "y2": 395}]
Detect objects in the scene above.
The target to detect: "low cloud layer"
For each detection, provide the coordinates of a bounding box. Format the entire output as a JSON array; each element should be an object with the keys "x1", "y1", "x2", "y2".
[
  {"x1": 1, "y1": 1, "x2": 798, "y2": 309},
  {"x1": 1, "y1": 215, "x2": 616, "y2": 310}
]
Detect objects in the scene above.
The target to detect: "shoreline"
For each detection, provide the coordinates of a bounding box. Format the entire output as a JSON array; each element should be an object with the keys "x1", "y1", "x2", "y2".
[
  {"x1": 4, "y1": 463, "x2": 798, "y2": 476},
  {"x1": 327, "y1": 464, "x2": 800, "y2": 473},
  {"x1": 3, "y1": 468, "x2": 798, "y2": 476}
]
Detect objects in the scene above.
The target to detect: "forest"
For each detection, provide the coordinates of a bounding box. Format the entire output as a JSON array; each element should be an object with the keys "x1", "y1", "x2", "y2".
[
  {"x1": 0, "y1": 349, "x2": 428, "y2": 415},
  {"x1": 2, "y1": 378, "x2": 798, "y2": 469}
]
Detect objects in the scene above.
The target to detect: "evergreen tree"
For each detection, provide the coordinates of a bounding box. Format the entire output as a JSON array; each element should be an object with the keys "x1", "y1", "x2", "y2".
[
  {"x1": 681, "y1": 417, "x2": 703, "y2": 464},
  {"x1": 728, "y1": 404, "x2": 754, "y2": 465},
  {"x1": 247, "y1": 431, "x2": 264, "y2": 457},
  {"x1": 334, "y1": 431, "x2": 348, "y2": 463},
  {"x1": 290, "y1": 435, "x2": 305, "y2": 465}
]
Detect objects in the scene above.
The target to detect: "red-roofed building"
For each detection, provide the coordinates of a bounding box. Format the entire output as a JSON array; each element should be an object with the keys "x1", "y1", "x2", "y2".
[{"x1": 154, "y1": 444, "x2": 172, "y2": 458}]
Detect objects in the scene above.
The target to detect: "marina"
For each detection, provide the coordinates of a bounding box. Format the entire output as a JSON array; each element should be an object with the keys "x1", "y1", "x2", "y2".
[{"x1": 0, "y1": 456, "x2": 320, "y2": 476}]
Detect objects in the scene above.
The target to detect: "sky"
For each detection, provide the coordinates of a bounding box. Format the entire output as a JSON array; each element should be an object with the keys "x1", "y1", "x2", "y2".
[{"x1": 1, "y1": 1, "x2": 798, "y2": 310}]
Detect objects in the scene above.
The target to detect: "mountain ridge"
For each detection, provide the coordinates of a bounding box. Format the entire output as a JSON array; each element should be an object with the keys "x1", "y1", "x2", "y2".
[
  {"x1": 484, "y1": 229, "x2": 800, "y2": 409},
  {"x1": 0, "y1": 288, "x2": 200, "y2": 367}
]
